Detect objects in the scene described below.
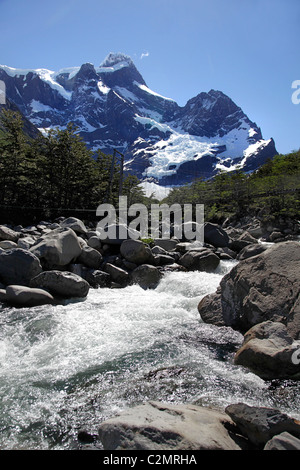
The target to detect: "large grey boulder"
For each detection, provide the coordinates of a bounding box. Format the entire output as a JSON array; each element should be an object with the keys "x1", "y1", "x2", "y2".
[
  {"x1": 264, "y1": 432, "x2": 300, "y2": 450},
  {"x1": 198, "y1": 242, "x2": 300, "y2": 339},
  {"x1": 30, "y1": 270, "x2": 89, "y2": 299},
  {"x1": 237, "y1": 243, "x2": 266, "y2": 260},
  {"x1": 234, "y1": 321, "x2": 300, "y2": 380},
  {"x1": 104, "y1": 263, "x2": 129, "y2": 286},
  {"x1": 30, "y1": 227, "x2": 82, "y2": 268},
  {"x1": 83, "y1": 269, "x2": 111, "y2": 288},
  {"x1": 5, "y1": 285, "x2": 54, "y2": 307},
  {"x1": 17, "y1": 236, "x2": 37, "y2": 250},
  {"x1": 120, "y1": 239, "x2": 153, "y2": 265},
  {"x1": 76, "y1": 245, "x2": 103, "y2": 269},
  {"x1": 225, "y1": 403, "x2": 300, "y2": 447},
  {"x1": 179, "y1": 248, "x2": 220, "y2": 272},
  {"x1": 0, "y1": 240, "x2": 18, "y2": 250},
  {"x1": 153, "y1": 238, "x2": 178, "y2": 251},
  {"x1": 229, "y1": 230, "x2": 259, "y2": 252},
  {"x1": 87, "y1": 236, "x2": 102, "y2": 251},
  {"x1": 98, "y1": 401, "x2": 244, "y2": 450},
  {"x1": 0, "y1": 248, "x2": 42, "y2": 286},
  {"x1": 59, "y1": 217, "x2": 87, "y2": 234},
  {"x1": 204, "y1": 222, "x2": 230, "y2": 248},
  {"x1": 0, "y1": 225, "x2": 20, "y2": 242},
  {"x1": 131, "y1": 264, "x2": 162, "y2": 289}
]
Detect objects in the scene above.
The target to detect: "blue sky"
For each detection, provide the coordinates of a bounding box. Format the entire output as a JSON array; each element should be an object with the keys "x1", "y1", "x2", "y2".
[{"x1": 1, "y1": 0, "x2": 299, "y2": 154}]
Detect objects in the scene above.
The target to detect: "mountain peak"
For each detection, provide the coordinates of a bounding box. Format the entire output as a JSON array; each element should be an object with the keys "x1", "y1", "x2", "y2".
[
  {"x1": 99, "y1": 52, "x2": 134, "y2": 69},
  {"x1": 98, "y1": 52, "x2": 146, "y2": 87}
]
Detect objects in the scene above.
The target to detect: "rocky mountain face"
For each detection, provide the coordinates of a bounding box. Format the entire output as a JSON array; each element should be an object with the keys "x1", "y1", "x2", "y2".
[{"x1": 0, "y1": 53, "x2": 277, "y2": 189}]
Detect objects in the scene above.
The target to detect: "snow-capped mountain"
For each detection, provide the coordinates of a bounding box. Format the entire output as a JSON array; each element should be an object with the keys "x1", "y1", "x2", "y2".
[{"x1": 0, "y1": 52, "x2": 277, "y2": 191}]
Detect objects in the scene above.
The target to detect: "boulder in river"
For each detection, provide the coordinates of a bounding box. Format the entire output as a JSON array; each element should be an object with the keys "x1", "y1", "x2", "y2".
[
  {"x1": 225, "y1": 402, "x2": 300, "y2": 447},
  {"x1": 30, "y1": 270, "x2": 89, "y2": 299},
  {"x1": 234, "y1": 321, "x2": 300, "y2": 380},
  {"x1": 30, "y1": 227, "x2": 82, "y2": 268},
  {"x1": 5, "y1": 285, "x2": 54, "y2": 307},
  {"x1": 104, "y1": 263, "x2": 129, "y2": 286},
  {"x1": 179, "y1": 248, "x2": 220, "y2": 272},
  {"x1": 198, "y1": 242, "x2": 300, "y2": 339},
  {"x1": 76, "y1": 245, "x2": 103, "y2": 269},
  {"x1": 120, "y1": 239, "x2": 153, "y2": 265},
  {"x1": 0, "y1": 248, "x2": 42, "y2": 286},
  {"x1": 264, "y1": 432, "x2": 300, "y2": 450},
  {"x1": 98, "y1": 401, "x2": 244, "y2": 450},
  {"x1": 130, "y1": 264, "x2": 162, "y2": 289},
  {"x1": 204, "y1": 222, "x2": 230, "y2": 248}
]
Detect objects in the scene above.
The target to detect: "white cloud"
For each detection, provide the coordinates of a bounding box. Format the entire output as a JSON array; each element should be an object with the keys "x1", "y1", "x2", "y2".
[{"x1": 140, "y1": 52, "x2": 149, "y2": 60}]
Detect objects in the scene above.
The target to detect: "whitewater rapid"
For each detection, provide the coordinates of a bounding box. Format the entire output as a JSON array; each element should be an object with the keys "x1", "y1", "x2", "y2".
[{"x1": 0, "y1": 260, "x2": 299, "y2": 450}]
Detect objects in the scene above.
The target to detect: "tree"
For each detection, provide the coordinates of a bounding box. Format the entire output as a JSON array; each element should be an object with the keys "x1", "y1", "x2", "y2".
[
  {"x1": 0, "y1": 109, "x2": 31, "y2": 207},
  {"x1": 41, "y1": 123, "x2": 98, "y2": 212}
]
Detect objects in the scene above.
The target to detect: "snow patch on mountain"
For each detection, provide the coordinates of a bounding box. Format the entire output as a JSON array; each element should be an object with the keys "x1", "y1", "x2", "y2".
[
  {"x1": 135, "y1": 82, "x2": 175, "y2": 102},
  {"x1": 139, "y1": 181, "x2": 173, "y2": 200}
]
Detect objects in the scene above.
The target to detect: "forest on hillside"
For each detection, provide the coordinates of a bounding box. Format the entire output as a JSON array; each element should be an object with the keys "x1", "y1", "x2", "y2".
[
  {"x1": 163, "y1": 149, "x2": 300, "y2": 223},
  {"x1": 0, "y1": 108, "x2": 299, "y2": 225}
]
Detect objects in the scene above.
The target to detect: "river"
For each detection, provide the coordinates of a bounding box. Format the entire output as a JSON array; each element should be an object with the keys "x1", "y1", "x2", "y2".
[{"x1": 0, "y1": 260, "x2": 299, "y2": 450}]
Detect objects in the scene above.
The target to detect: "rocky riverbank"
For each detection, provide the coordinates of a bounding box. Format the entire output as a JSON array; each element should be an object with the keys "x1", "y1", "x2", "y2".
[{"x1": 0, "y1": 214, "x2": 299, "y2": 450}]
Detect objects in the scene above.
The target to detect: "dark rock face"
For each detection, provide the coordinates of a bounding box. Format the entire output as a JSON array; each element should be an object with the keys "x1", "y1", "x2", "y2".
[{"x1": 0, "y1": 53, "x2": 277, "y2": 186}]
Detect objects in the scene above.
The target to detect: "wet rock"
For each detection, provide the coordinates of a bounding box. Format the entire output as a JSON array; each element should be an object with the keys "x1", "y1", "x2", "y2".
[
  {"x1": 120, "y1": 239, "x2": 153, "y2": 265},
  {"x1": 30, "y1": 228, "x2": 82, "y2": 268},
  {"x1": 229, "y1": 230, "x2": 259, "y2": 252},
  {"x1": 0, "y1": 240, "x2": 18, "y2": 250},
  {"x1": 151, "y1": 245, "x2": 167, "y2": 255},
  {"x1": 198, "y1": 242, "x2": 300, "y2": 338},
  {"x1": 131, "y1": 264, "x2": 162, "y2": 289},
  {"x1": 5, "y1": 285, "x2": 54, "y2": 307},
  {"x1": 76, "y1": 245, "x2": 103, "y2": 269},
  {"x1": 269, "y1": 231, "x2": 284, "y2": 242},
  {"x1": 59, "y1": 217, "x2": 87, "y2": 234},
  {"x1": 234, "y1": 321, "x2": 300, "y2": 380},
  {"x1": 0, "y1": 248, "x2": 42, "y2": 286},
  {"x1": 225, "y1": 403, "x2": 300, "y2": 447},
  {"x1": 87, "y1": 236, "x2": 102, "y2": 251},
  {"x1": 153, "y1": 254, "x2": 175, "y2": 266},
  {"x1": 264, "y1": 432, "x2": 300, "y2": 450},
  {"x1": 17, "y1": 236, "x2": 37, "y2": 250},
  {"x1": 83, "y1": 269, "x2": 110, "y2": 288},
  {"x1": 204, "y1": 222, "x2": 230, "y2": 248},
  {"x1": 153, "y1": 238, "x2": 178, "y2": 251},
  {"x1": 30, "y1": 270, "x2": 89, "y2": 299},
  {"x1": 104, "y1": 263, "x2": 129, "y2": 286},
  {"x1": 237, "y1": 243, "x2": 266, "y2": 260},
  {"x1": 98, "y1": 401, "x2": 244, "y2": 450},
  {"x1": 0, "y1": 289, "x2": 7, "y2": 303},
  {"x1": 0, "y1": 225, "x2": 20, "y2": 242},
  {"x1": 179, "y1": 249, "x2": 220, "y2": 272}
]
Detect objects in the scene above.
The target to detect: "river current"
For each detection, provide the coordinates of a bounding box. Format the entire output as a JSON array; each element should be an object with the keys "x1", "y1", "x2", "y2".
[{"x1": 0, "y1": 260, "x2": 299, "y2": 450}]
